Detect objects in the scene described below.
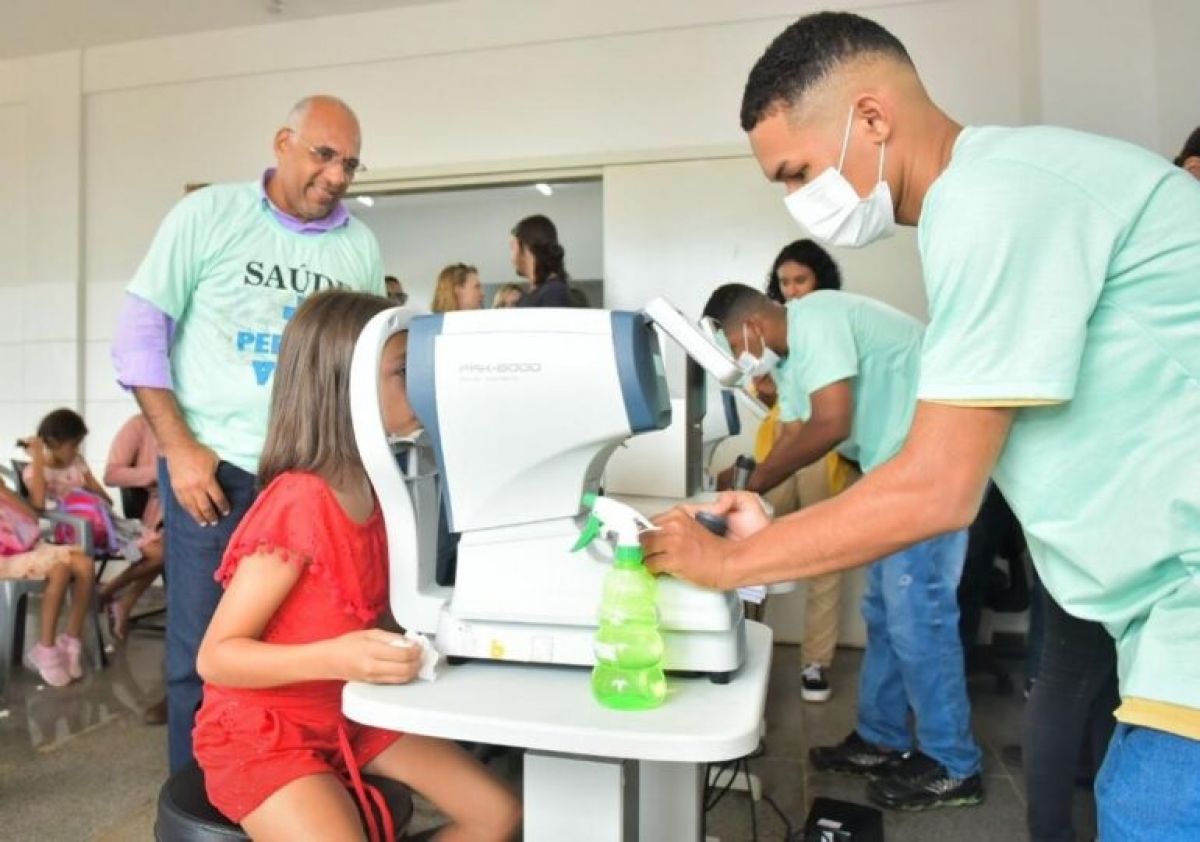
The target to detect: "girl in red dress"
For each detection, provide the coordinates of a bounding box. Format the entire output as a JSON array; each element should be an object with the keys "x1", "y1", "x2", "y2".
[{"x1": 193, "y1": 291, "x2": 520, "y2": 841}]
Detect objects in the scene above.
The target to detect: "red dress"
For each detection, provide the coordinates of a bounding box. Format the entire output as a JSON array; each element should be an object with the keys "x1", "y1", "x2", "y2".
[{"x1": 193, "y1": 471, "x2": 402, "y2": 836}]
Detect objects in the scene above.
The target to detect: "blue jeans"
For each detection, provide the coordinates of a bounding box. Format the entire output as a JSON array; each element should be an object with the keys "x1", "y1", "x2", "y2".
[
  {"x1": 159, "y1": 459, "x2": 259, "y2": 773},
  {"x1": 1096, "y1": 724, "x2": 1200, "y2": 840},
  {"x1": 856, "y1": 530, "x2": 982, "y2": 779}
]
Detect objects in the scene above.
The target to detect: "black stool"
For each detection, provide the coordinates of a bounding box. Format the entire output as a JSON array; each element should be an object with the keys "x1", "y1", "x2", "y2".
[{"x1": 155, "y1": 762, "x2": 414, "y2": 841}]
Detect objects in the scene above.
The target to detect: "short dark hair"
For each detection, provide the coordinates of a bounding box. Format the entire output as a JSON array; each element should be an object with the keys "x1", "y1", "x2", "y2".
[
  {"x1": 740, "y1": 12, "x2": 913, "y2": 132},
  {"x1": 766, "y1": 239, "x2": 842, "y2": 303},
  {"x1": 1175, "y1": 126, "x2": 1200, "y2": 167},
  {"x1": 512, "y1": 214, "x2": 569, "y2": 286},
  {"x1": 37, "y1": 408, "x2": 88, "y2": 446},
  {"x1": 702, "y1": 283, "x2": 772, "y2": 332}
]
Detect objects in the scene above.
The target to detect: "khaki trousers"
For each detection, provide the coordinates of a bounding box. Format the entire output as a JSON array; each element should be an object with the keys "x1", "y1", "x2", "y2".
[{"x1": 761, "y1": 461, "x2": 843, "y2": 667}]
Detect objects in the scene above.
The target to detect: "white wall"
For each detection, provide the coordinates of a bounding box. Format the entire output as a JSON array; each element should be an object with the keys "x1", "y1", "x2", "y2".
[
  {"x1": 0, "y1": 51, "x2": 85, "y2": 469},
  {"x1": 0, "y1": 0, "x2": 1196, "y2": 512},
  {"x1": 358, "y1": 181, "x2": 603, "y2": 309},
  {"x1": 0, "y1": 102, "x2": 30, "y2": 449}
]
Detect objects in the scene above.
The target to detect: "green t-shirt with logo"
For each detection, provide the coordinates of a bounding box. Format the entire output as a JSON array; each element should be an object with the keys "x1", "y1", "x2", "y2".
[
  {"x1": 127, "y1": 182, "x2": 385, "y2": 473},
  {"x1": 776, "y1": 291, "x2": 923, "y2": 473},
  {"x1": 918, "y1": 125, "x2": 1200, "y2": 719}
]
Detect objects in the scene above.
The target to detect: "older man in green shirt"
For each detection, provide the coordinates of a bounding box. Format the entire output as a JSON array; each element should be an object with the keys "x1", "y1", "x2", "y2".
[{"x1": 115, "y1": 95, "x2": 384, "y2": 772}]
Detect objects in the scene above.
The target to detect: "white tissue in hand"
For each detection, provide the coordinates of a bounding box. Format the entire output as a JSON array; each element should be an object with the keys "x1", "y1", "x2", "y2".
[{"x1": 392, "y1": 630, "x2": 440, "y2": 681}]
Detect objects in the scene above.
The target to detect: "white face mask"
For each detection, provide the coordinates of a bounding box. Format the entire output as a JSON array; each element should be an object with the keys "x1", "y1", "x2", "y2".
[
  {"x1": 738, "y1": 323, "x2": 780, "y2": 379},
  {"x1": 783, "y1": 107, "x2": 895, "y2": 248}
]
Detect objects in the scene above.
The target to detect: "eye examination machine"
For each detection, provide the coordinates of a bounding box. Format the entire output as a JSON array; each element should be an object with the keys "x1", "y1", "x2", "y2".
[{"x1": 349, "y1": 299, "x2": 750, "y2": 680}]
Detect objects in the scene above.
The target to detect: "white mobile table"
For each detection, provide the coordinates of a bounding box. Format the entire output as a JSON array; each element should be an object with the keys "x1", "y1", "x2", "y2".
[{"x1": 344, "y1": 620, "x2": 773, "y2": 842}]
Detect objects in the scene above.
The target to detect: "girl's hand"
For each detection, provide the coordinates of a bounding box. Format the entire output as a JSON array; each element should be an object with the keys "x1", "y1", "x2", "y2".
[
  {"x1": 328, "y1": 629, "x2": 422, "y2": 685},
  {"x1": 24, "y1": 436, "x2": 46, "y2": 463}
]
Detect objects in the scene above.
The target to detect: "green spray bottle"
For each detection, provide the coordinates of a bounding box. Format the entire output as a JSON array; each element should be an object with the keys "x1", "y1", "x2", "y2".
[{"x1": 573, "y1": 493, "x2": 667, "y2": 710}]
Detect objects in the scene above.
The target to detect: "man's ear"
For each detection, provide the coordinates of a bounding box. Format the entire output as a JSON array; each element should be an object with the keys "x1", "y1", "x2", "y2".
[
  {"x1": 272, "y1": 127, "x2": 292, "y2": 159},
  {"x1": 1184, "y1": 156, "x2": 1200, "y2": 180},
  {"x1": 742, "y1": 313, "x2": 766, "y2": 341},
  {"x1": 853, "y1": 93, "x2": 892, "y2": 146}
]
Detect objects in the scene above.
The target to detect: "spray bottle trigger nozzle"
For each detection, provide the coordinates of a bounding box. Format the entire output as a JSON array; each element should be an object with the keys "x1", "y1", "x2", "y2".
[{"x1": 572, "y1": 513, "x2": 602, "y2": 552}]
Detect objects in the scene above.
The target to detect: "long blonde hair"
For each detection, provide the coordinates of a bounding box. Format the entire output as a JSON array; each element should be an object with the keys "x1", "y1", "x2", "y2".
[
  {"x1": 257, "y1": 291, "x2": 392, "y2": 488},
  {"x1": 431, "y1": 263, "x2": 478, "y2": 313}
]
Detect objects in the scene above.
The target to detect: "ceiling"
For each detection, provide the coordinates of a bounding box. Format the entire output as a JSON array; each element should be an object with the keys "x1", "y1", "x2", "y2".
[{"x1": 0, "y1": 0, "x2": 446, "y2": 60}]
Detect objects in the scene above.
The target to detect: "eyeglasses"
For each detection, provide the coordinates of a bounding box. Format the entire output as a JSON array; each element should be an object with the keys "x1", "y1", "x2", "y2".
[{"x1": 287, "y1": 129, "x2": 365, "y2": 177}]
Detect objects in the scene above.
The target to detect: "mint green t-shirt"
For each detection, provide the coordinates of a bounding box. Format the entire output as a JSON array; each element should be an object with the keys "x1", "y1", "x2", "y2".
[
  {"x1": 918, "y1": 125, "x2": 1200, "y2": 714},
  {"x1": 776, "y1": 291, "x2": 923, "y2": 474},
  {"x1": 127, "y1": 182, "x2": 385, "y2": 473}
]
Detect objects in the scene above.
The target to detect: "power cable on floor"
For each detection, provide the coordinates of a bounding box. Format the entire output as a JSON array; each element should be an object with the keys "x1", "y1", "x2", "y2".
[{"x1": 702, "y1": 739, "x2": 805, "y2": 841}]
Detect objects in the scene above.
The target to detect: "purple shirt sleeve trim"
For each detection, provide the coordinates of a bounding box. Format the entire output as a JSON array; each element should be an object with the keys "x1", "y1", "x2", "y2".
[{"x1": 111, "y1": 293, "x2": 175, "y2": 391}]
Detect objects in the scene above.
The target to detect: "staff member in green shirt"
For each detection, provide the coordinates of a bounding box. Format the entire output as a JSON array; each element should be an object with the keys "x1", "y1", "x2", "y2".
[
  {"x1": 645, "y1": 12, "x2": 1200, "y2": 840},
  {"x1": 706, "y1": 284, "x2": 983, "y2": 810}
]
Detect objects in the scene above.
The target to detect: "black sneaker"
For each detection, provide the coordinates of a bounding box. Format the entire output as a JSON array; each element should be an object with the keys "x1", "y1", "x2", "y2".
[
  {"x1": 809, "y1": 731, "x2": 904, "y2": 777},
  {"x1": 867, "y1": 751, "x2": 984, "y2": 811},
  {"x1": 801, "y1": 663, "x2": 832, "y2": 703}
]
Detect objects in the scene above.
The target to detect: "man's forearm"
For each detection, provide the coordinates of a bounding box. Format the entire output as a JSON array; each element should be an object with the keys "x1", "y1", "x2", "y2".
[
  {"x1": 726, "y1": 455, "x2": 958, "y2": 587},
  {"x1": 132, "y1": 387, "x2": 195, "y2": 457},
  {"x1": 748, "y1": 423, "x2": 843, "y2": 494},
  {"x1": 719, "y1": 403, "x2": 1014, "y2": 589},
  {"x1": 104, "y1": 461, "x2": 157, "y2": 489}
]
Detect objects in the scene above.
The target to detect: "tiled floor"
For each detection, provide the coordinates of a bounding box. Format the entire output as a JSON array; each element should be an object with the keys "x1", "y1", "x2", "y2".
[{"x1": 1, "y1": 597, "x2": 1077, "y2": 841}]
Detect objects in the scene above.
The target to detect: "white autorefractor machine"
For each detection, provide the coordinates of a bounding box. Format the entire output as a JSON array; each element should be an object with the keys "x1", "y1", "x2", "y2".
[{"x1": 350, "y1": 298, "x2": 748, "y2": 680}]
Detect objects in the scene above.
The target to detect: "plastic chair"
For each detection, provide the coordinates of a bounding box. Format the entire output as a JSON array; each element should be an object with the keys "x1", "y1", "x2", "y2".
[
  {"x1": 154, "y1": 762, "x2": 414, "y2": 841},
  {"x1": 0, "y1": 578, "x2": 44, "y2": 703}
]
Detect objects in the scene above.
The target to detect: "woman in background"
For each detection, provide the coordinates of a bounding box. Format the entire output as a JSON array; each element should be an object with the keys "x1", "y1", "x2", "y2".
[
  {"x1": 1175, "y1": 126, "x2": 1200, "y2": 179},
  {"x1": 510, "y1": 215, "x2": 572, "y2": 307},
  {"x1": 491, "y1": 283, "x2": 524, "y2": 309},
  {"x1": 755, "y1": 239, "x2": 850, "y2": 704},
  {"x1": 431, "y1": 263, "x2": 484, "y2": 313}
]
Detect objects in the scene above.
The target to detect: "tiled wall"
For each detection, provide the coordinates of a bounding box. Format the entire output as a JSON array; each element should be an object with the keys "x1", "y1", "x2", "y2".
[
  {"x1": 1, "y1": 53, "x2": 137, "y2": 494},
  {"x1": 83, "y1": 279, "x2": 140, "y2": 489}
]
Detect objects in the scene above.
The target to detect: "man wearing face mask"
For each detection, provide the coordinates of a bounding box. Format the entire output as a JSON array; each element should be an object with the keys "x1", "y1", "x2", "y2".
[
  {"x1": 645, "y1": 12, "x2": 1200, "y2": 838},
  {"x1": 704, "y1": 282, "x2": 983, "y2": 810}
]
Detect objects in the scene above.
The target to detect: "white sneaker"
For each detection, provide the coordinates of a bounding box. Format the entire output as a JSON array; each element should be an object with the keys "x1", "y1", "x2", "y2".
[{"x1": 801, "y1": 663, "x2": 832, "y2": 703}]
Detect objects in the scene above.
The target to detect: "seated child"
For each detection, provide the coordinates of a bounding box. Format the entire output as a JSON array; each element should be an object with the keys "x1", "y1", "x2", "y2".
[
  {"x1": 0, "y1": 482, "x2": 94, "y2": 686},
  {"x1": 21, "y1": 408, "x2": 142, "y2": 561},
  {"x1": 98, "y1": 413, "x2": 165, "y2": 641},
  {"x1": 194, "y1": 291, "x2": 521, "y2": 842}
]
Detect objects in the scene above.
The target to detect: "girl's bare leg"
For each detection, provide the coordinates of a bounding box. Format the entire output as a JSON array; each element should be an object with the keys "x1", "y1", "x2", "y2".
[
  {"x1": 38, "y1": 564, "x2": 70, "y2": 647},
  {"x1": 364, "y1": 734, "x2": 521, "y2": 841},
  {"x1": 100, "y1": 540, "x2": 162, "y2": 604},
  {"x1": 111, "y1": 557, "x2": 163, "y2": 639},
  {"x1": 239, "y1": 773, "x2": 366, "y2": 842},
  {"x1": 64, "y1": 551, "x2": 95, "y2": 639}
]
